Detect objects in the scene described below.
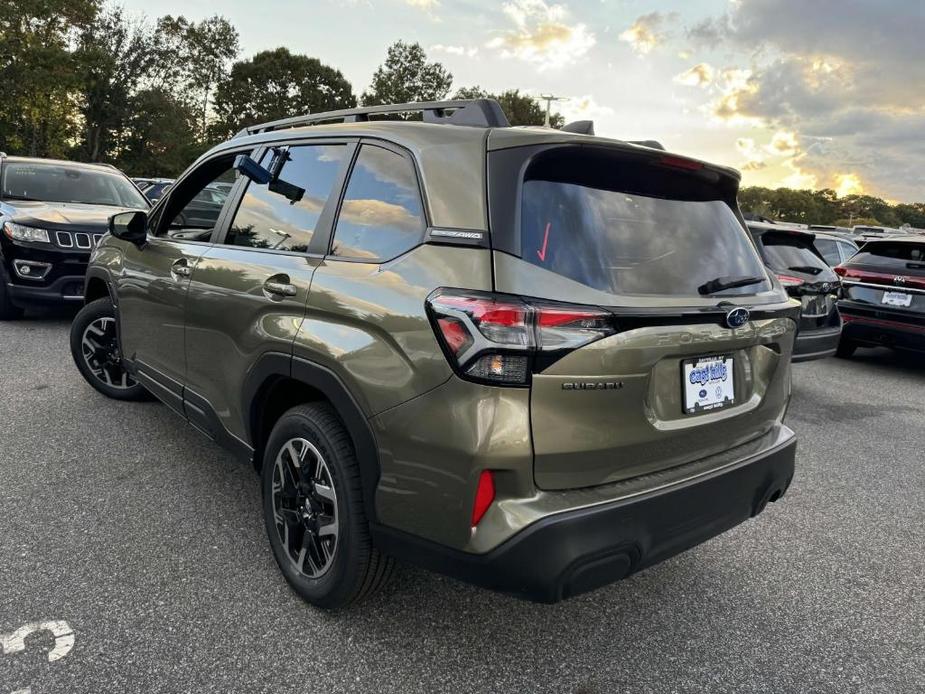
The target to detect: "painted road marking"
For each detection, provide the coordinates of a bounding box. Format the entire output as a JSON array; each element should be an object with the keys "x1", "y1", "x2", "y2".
[{"x1": 0, "y1": 620, "x2": 74, "y2": 662}]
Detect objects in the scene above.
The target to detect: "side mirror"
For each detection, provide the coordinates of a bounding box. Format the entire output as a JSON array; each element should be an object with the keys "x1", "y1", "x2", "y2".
[{"x1": 109, "y1": 210, "x2": 148, "y2": 246}]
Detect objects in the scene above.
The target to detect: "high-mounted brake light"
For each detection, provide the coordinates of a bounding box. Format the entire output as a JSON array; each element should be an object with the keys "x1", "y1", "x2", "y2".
[
  {"x1": 776, "y1": 273, "x2": 805, "y2": 287},
  {"x1": 471, "y1": 470, "x2": 495, "y2": 527},
  {"x1": 658, "y1": 155, "x2": 704, "y2": 171},
  {"x1": 427, "y1": 289, "x2": 618, "y2": 386}
]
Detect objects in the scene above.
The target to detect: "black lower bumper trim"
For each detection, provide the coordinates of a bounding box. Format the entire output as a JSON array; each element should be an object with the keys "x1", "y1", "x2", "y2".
[
  {"x1": 6, "y1": 275, "x2": 86, "y2": 306},
  {"x1": 793, "y1": 325, "x2": 841, "y2": 362},
  {"x1": 372, "y1": 432, "x2": 796, "y2": 603}
]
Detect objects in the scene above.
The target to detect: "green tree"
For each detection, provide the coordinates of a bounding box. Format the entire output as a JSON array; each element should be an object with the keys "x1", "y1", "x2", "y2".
[
  {"x1": 211, "y1": 48, "x2": 356, "y2": 139},
  {"x1": 453, "y1": 86, "x2": 564, "y2": 127},
  {"x1": 361, "y1": 41, "x2": 452, "y2": 106},
  {"x1": 73, "y1": 6, "x2": 157, "y2": 161},
  {"x1": 115, "y1": 87, "x2": 203, "y2": 176},
  {"x1": 153, "y1": 15, "x2": 239, "y2": 139},
  {"x1": 0, "y1": 0, "x2": 98, "y2": 156}
]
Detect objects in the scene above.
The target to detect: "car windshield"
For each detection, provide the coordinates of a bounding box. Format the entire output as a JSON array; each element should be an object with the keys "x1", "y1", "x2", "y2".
[
  {"x1": 1, "y1": 162, "x2": 148, "y2": 208},
  {"x1": 521, "y1": 179, "x2": 770, "y2": 297}
]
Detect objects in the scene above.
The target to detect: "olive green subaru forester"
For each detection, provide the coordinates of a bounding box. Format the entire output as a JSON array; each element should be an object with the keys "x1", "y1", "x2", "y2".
[{"x1": 70, "y1": 100, "x2": 799, "y2": 608}]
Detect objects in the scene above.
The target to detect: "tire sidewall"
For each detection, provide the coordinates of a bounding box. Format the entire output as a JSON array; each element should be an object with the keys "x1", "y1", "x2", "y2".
[
  {"x1": 70, "y1": 298, "x2": 147, "y2": 400},
  {"x1": 261, "y1": 407, "x2": 364, "y2": 608}
]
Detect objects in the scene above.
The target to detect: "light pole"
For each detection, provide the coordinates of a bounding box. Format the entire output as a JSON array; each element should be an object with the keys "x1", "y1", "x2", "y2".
[{"x1": 538, "y1": 94, "x2": 568, "y2": 127}]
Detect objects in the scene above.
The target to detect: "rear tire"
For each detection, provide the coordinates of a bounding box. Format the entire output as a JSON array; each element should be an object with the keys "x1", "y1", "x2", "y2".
[
  {"x1": 0, "y1": 278, "x2": 24, "y2": 320},
  {"x1": 70, "y1": 298, "x2": 149, "y2": 400},
  {"x1": 835, "y1": 338, "x2": 857, "y2": 359},
  {"x1": 262, "y1": 403, "x2": 393, "y2": 609}
]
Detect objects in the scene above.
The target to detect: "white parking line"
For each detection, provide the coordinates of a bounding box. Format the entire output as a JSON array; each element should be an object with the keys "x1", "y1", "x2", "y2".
[{"x1": 0, "y1": 620, "x2": 74, "y2": 662}]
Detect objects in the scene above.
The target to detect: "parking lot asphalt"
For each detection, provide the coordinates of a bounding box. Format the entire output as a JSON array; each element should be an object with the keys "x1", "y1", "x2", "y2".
[{"x1": 1, "y1": 311, "x2": 923, "y2": 694}]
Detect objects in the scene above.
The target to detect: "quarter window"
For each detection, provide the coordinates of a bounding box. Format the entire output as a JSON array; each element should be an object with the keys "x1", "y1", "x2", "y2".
[
  {"x1": 225, "y1": 145, "x2": 347, "y2": 253},
  {"x1": 331, "y1": 145, "x2": 425, "y2": 261}
]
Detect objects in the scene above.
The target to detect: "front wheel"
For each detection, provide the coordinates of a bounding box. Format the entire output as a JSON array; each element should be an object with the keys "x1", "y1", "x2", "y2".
[
  {"x1": 262, "y1": 403, "x2": 393, "y2": 609},
  {"x1": 70, "y1": 298, "x2": 149, "y2": 400}
]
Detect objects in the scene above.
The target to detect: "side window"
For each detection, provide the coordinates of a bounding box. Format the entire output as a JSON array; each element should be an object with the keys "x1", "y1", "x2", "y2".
[
  {"x1": 331, "y1": 144, "x2": 425, "y2": 261},
  {"x1": 225, "y1": 144, "x2": 346, "y2": 253},
  {"x1": 157, "y1": 155, "x2": 238, "y2": 241},
  {"x1": 814, "y1": 239, "x2": 840, "y2": 265}
]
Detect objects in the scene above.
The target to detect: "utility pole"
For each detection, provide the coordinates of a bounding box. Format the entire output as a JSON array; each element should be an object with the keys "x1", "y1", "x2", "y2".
[{"x1": 538, "y1": 94, "x2": 568, "y2": 127}]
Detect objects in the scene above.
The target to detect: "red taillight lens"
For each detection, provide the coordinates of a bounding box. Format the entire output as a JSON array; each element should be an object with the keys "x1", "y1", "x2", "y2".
[
  {"x1": 471, "y1": 470, "x2": 495, "y2": 527},
  {"x1": 426, "y1": 289, "x2": 618, "y2": 386},
  {"x1": 833, "y1": 265, "x2": 848, "y2": 277},
  {"x1": 776, "y1": 273, "x2": 805, "y2": 287}
]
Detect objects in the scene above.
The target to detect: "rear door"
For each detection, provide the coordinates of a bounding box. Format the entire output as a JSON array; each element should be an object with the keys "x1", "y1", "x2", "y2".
[
  {"x1": 488, "y1": 142, "x2": 798, "y2": 490},
  {"x1": 182, "y1": 141, "x2": 353, "y2": 444}
]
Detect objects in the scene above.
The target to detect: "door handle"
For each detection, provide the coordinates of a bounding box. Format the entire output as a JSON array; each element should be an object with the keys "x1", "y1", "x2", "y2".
[
  {"x1": 171, "y1": 259, "x2": 192, "y2": 278},
  {"x1": 264, "y1": 279, "x2": 297, "y2": 297}
]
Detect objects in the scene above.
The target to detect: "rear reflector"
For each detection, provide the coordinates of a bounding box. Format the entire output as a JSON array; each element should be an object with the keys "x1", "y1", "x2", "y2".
[{"x1": 471, "y1": 470, "x2": 495, "y2": 527}]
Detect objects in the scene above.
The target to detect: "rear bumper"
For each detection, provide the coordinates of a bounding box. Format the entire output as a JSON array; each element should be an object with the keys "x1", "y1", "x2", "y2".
[
  {"x1": 373, "y1": 426, "x2": 796, "y2": 603},
  {"x1": 839, "y1": 302, "x2": 925, "y2": 353},
  {"x1": 792, "y1": 324, "x2": 841, "y2": 362}
]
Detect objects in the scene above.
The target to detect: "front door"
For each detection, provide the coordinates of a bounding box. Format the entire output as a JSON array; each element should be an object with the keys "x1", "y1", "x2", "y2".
[
  {"x1": 183, "y1": 142, "x2": 353, "y2": 444},
  {"x1": 117, "y1": 154, "x2": 241, "y2": 413}
]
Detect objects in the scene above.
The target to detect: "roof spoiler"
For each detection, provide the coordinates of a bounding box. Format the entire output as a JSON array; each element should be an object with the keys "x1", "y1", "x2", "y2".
[
  {"x1": 561, "y1": 120, "x2": 594, "y2": 135},
  {"x1": 628, "y1": 140, "x2": 665, "y2": 150},
  {"x1": 236, "y1": 99, "x2": 511, "y2": 137}
]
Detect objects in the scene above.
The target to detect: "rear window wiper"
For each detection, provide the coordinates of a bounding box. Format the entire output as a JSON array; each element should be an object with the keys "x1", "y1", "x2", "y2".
[
  {"x1": 788, "y1": 265, "x2": 823, "y2": 275},
  {"x1": 698, "y1": 275, "x2": 767, "y2": 295}
]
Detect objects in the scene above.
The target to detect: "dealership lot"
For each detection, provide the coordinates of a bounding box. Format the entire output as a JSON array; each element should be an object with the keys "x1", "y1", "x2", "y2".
[{"x1": 1, "y1": 313, "x2": 923, "y2": 694}]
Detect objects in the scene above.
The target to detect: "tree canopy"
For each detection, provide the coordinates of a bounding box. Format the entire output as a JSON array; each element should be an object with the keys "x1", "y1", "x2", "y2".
[
  {"x1": 454, "y1": 87, "x2": 564, "y2": 127},
  {"x1": 211, "y1": 48, "x2": 355, "y2": 139},
  {"x1": 361, "y1": 41, "x2": 452, "y2": 106}
]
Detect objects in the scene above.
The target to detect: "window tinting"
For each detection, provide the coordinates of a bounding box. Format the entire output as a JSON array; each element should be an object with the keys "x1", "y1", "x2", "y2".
[
  {"x1": 521, "y1": 180, "x2": 769, "y2": 297},
  {"x1": 331, "y1": 145, "x2": 425, "y2": 261},
  {"x1": 225, "y1": 145, "x2": 347, "y2": 252},
  {"x1": 838, "y1": 241, "x2": 858, "y2": 263},
  {"x1": 758, "y1": 236, "x2": 829, "y2": 274},
  {"x1": 850, "y1": 242, "x2": 925, "y2": 268}
]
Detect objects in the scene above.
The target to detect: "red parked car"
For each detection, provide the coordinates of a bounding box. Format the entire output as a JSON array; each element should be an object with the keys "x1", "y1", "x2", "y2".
[{"x1": 834, "y1": 236, "x2": 925, "y2": 357}]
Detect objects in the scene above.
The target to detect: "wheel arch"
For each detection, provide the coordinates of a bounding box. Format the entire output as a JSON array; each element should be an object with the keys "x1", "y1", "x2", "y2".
[
  {"x1": 84, "y1": 268, "x2": 114, "y2": 305},
  {"x1": 244, "y1": 353, "x2": 381, "y2": 522}
]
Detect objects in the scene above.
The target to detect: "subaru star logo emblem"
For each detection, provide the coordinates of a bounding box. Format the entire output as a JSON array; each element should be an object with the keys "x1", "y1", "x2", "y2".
[{"x1": 725, "y1": 307, "x2": 750, "y2": 329}]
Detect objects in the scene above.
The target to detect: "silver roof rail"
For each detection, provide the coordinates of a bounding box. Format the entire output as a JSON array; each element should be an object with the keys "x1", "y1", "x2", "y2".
[{"x1": 235, "y1": 99, "x2": 510, "y2": 137}]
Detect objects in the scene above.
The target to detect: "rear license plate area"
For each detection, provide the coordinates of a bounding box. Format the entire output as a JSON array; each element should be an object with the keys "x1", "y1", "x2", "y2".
[
  {"x1": 882, "y1": 291, "x2": 912, "y2": 307},
  {"x1": 683, "y1": 355, "x2": 735, "y2": 414}
]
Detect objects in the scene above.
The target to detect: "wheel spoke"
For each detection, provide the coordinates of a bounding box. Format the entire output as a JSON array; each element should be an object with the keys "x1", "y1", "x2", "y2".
[
  {"x1": 317, "y1": 516, "x2": 337, "y2": 539},
  {"x1": 313, "y1": 482, "x2": 335, "y2": 503}
]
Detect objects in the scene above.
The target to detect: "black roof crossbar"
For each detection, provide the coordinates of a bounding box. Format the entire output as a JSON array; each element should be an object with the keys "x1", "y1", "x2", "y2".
[{"x1": 236, "y1": 99, "x2": 510, "y2": 137}]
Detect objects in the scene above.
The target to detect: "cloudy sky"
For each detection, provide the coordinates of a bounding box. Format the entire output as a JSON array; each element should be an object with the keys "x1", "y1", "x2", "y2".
[{"x1": 123, "y1": 0, "x2": 924, "y2": 202}]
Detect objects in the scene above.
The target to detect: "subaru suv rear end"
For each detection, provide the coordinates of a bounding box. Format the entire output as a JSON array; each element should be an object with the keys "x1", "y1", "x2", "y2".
[{"x1": 71, "y1": 100, "x2": 799, "y2": 607}]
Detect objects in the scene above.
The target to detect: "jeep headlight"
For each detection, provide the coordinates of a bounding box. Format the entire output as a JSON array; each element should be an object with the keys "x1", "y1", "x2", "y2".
[{"x1": 3, "y1": 222, "x2": 50, "y2": 243}]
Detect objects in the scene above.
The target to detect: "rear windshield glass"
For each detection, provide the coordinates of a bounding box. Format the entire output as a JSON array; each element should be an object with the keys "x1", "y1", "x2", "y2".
[
  {"x1": 851, "y1": 242, "x2": 925, "y2": 269},
  {"x1": 520, "y1": 180, "x2": 770, "y2": 296},
  {"x1": 1, "y1": 162, "x2": 147, "y2": 208},
  {"x1": 757, "y1": 235, "x2": 829, "y2": 274}
]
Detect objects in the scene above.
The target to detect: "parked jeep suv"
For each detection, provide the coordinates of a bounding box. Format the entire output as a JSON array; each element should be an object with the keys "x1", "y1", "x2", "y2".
[
  {"x1": 70, "y1": 100, "x2": 799, "y2": 607},
  {"x1": 0, "y1": 155, "x2": 149, "y2": 318}
]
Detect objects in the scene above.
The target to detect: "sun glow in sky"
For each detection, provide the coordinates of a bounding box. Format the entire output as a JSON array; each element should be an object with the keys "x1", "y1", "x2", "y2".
[{"x1": 123, "y1": 0, "x2": 924, "y2": 201}]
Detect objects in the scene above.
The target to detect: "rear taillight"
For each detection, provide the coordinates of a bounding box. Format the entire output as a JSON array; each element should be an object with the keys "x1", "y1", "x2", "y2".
[
  {"x1": 835, "y1": 265, "x2": 925, "y2": 290},
  {"x1": 427, "y1": 288, "x2": 617, "y2": 386},
  {"x1": 776, "y1": 273, "x2": 805, "y2": 287}
]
